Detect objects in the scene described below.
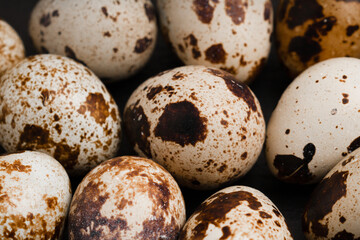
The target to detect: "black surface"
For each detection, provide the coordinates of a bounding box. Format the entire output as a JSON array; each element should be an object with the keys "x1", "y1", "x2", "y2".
[{"x1": 1, "y1": 1, "x2": 316, "y2": 239}]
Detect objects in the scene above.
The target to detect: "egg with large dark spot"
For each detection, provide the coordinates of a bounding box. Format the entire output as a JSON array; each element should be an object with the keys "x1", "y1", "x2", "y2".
[
  {"x1": 0, "y1": 151, "x2": 71, "y2": 239},
  {"x1": 266, "y1": 57, "x2": 360, "y2": 184},
  {"x1": 303, "y1": 148, "x2": 360, "y2": 239},
  {"x1": 0, "y1": 19, "x2": 25, "y2": 75},
  {"x1": 124, "y1": 65, "x2": 265, "y2": 190},
  {"x1": 68, "y1": 155, "x2": 186, "y2": 240},
  {"x1": 277, "y1": 0, "x2": 360, "y2": 77},
  {"x1": 0, "y1": 54, "x2": 121, "y2": 176},
  {"x1": 29, "y1": 0, "x2": 157, "y2": 82},
  {"x1": 179, "y1": 186, "x2": 293, "y2": 239},
  {"x1": 157, "y1": 0, "x2": 273, "y2": 84}
]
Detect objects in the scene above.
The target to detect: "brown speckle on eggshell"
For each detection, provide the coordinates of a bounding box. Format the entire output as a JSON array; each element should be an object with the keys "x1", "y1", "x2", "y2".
[
  {"x1": 124, "y1": 65, "x2": 265, "y2": 190},
  {"x1": 29, "y1": 0, "x2": 157, "y2": 81},
  {"x1": 0, "y1": 151, "x2": 71, "y2": 239},
  {"x1": 179, "y1": 186, "x2": 293, "y2": 239},
  {"x1": 0, "y1": 54, "x2": 121, "y2": 176},
  {"x1": 68, "y1": 155, "x2": 186, "y2": 240}
]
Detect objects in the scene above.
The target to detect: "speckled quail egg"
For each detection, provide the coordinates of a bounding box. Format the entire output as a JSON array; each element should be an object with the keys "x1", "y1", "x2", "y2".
[
  {"x1": 157, "y1": 0, "x2": 273, "y2": 84},
  {"x1": 303, "y1": 147, "x2": 360, "y2": 240},
  {"x1": 124, "y1": 65, "x2": 265, "y2": 190},
  {"x1": 179, "y1": 185, "x2": 293, "y2": 240},
  {"x1": 0, "y1": 54, "x2": 121, "y2": 176},
  {"x1": 0, "y1": 19, "x2": 25, "y2": 75},
  {"x1": 29, "y1": 0, "x2": 157, "y2": 81},
  {"x1": 277, "y1": 0, "x2": 360, "y2": 77},
  {"x1": 68, "y1": 155, "x2": 186, "y2": 240},
  {"x1": 266, "y1": 57, "x2": 360, "y2": 184},
  {"x1": 0, "y1": 151, "x2": 71, "y2": 240}
]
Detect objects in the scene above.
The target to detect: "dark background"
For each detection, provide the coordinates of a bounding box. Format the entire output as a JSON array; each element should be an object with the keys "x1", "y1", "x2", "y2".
[{"x1": 0, "y1": 1, "x2": 315, "y2": 239}]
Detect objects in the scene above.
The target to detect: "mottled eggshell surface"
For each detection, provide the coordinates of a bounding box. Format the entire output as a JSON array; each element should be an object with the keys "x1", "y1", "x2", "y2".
[
  {"x1": 0, "y1": 19, "x2": 25, "y2": 75},
  {"x1": 277, "y1": 0, "x2": 360, "y2": 76},
  {"x1": 157, "y1": 0, "x2": 273, "y2": 84},
  {"x1": 0, "y1": 151, "x2": 72, "y2": 240},
  {"x1": 179, "y1": 185, "x2": 293, "y2": 240},
  {"x1": 68, "y1": 156, "x2": 186, "y2": 240},
  {"x1": 29, "y1": 0, "x2": 157, "y2": 81},
  {"x1": 266, "y1": 57, "x2": 360, "y2": 184},
  {"x1": 124, "y1": 65, "x2": 265, "y2": 190},
  {"x1": 0, "y1": 54, "x2": 121, "y2": 175},
  {"x1": 303, "y1": 148, "x2": 360, "y2": 240}
]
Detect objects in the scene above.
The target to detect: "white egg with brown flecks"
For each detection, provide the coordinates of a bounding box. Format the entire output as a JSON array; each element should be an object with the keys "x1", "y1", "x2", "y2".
[
  {"x1": 0, "y1": 151, "x2": 72, "y2": 240},
  {"x1": 29, "y1": 0, "x2": 157, "y2": 81},
  {"x1": 179, "y1": 185, "x2": 293, "y2": 240},
  {"x1": 124, "y1": 65, "x2": 265, "y2": 190},
  {"x1": 266, "y1": 57, "x2": 360, "y2": 184},
  {"x1": 68, "y1": 155, "x2": 186, "y2": 240},
  {"x1": 303, "y1": 148, "x2": 360, "y2": 240},
  {"x1": 157, "y1": 0, "x2": 273, "y2": 84},
  {"x1": 0, "y1": 19, "x2": 25, "y2": 75},
  {"x1": 0, "y1": 54, "x2": 121, "y2": 176}
]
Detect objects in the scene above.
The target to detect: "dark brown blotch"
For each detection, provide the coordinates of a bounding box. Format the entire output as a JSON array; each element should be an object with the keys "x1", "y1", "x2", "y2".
[
  {"x1": 52, "y1": 10, "x2": 59, "y2": 17},
  {"x1": 205, "y1": 43, "x2": 227, "y2": 64},
  {"x1": 303, "y1": 170, "x2": 349, "y2": 237},
  {"x1": 225, "y1": 0, "x2": 247, "y2": 25},
  {"x1": 78, "y1": 93, "x2": 110, "y2": 125},
  {"x1": 264, "y1": 1, "x2": 272, "y2": 22},
  {"x1": 40, "y1": 13, "x2": 51, "y2": 27},
  {"x1": 182, "y1": 190, "x2": 262, "y2": 239},
  {"x1": 220, "y1": 226, "x2": 231, "y2": 239},
  {"x1": 259, "y1": 211, "x2": 272, "y2": 219},
  {"x1": 138, "y1": 215, "x2": 180, "y2": 239},
  {"x1": 144, "y1": 3, "x2": 156, "y2": 22},
  {"x1": 134, "y1": 37, "x2": 152, "y2": 54},
  {"x1": 101, "y1": 6, "x2": 108, "y2": 17},
  {"x1": 192, "y1": 0, "x2": 216, "y2": 24},
  {"x1": 64, "y1": 46, "x2": 87, "y2": 66},
  {"x1": 154, "y1": 101, "x2": 208, "y2": 147},
  {"x1": 347, "y1": 136, "x2": 360, "y2": 154},
  {"x1": 124, "y1": 102, "x2": 152, "y2": 158},
  {"x1": 288, "y1": 36, "x2": 322, "y2": 63},
  {"x1": 205, "y1": 68, "x2": 257, "y2": 112},
  {"x1": 273, "y1": 143, "x2": 316, "y2": 183},
  {"x1": 286, "y1": 0, "x2": 324, "y2": 29},
  {"x1": 346, "y1": 25, "x2": 359, "y2": 36},
  {"x1": 342, "y1": 93, "x2": 349, "y2": 104}
]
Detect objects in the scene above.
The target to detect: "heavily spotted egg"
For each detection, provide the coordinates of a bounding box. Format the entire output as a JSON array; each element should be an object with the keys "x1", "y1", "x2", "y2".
[
  {"x1": 0, "y1": 19, "x2": 25, "y2": 75},
  {"x1": 124, "y1": 65, "x2": 265, "y2": 190},
  {"x1": 179, "y1": 185, "x2": 293, "y2": 239},
  {"x1": 266, "y1": 57, "x2": 360, "y2": 184},
  {"x1": 0, "y1": 54, "x2": 121, "y2": 176},
  {"x1": 303, "y1": 148, "x2": 360, "y2": 240},
  {"x1": 277, "y1": 0, "x2": 360, "y2": 76},
  {"x1": 68, "y1": 156, "x2": 186, "y2": 239},
  {"x1": 29, "y1": 0, "x2": 157, "y2": 81},
  {"x1": 0, "y1": 151, "x2": 71, "y2": 240},
  {"x1": 157, "y1": 0, "x2": 273, "y2": 84}
]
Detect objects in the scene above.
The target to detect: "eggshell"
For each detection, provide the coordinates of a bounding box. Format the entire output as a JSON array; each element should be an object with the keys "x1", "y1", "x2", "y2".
[
  {"x1": 303, "y1": 148, "x2": 360, "y2": 239},
  {"x1": 276, "y1": 0, "x2": 360, "y2": 76},
  {"x1": 68, "y1": 155, "x2": 186, "y2": 240},
  {"x1": 0, "y1": 151, "x2": 71, "y2": 240},
  {"x1": 124, "y1": 65, "x2": 265, "y2": 190},
  {"x1": 0, "y1": 19, "x2": 25, "y2": 75},
  {"x1": 0, "y1": 54, "x2": 121, "y2": 175},
  {"x1": 157, "y1": 0, "x2": 273, "y2": 84},
  {"x1": 179, "y1": 185, "x2": 293, "y2": 239},
  {"x1": 29, "y1": 0, "x2": 157, "y2": 81},
  {"x1": 266, "y1": 57, "x2": 360, "y2": 184}
]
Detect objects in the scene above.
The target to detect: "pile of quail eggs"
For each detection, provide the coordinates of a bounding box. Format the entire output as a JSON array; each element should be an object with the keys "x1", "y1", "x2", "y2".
[{"x1": 1, "y1": 0, "x2": 360, "y2": 239}]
